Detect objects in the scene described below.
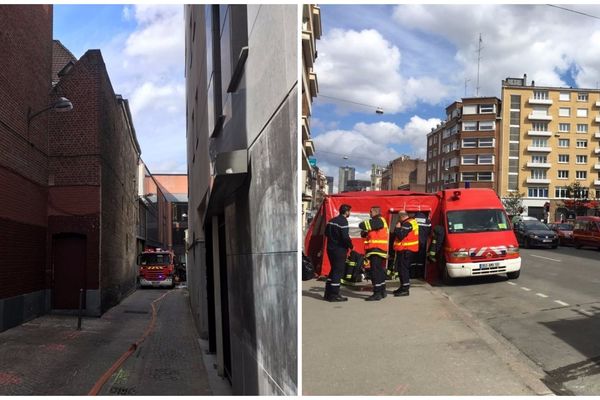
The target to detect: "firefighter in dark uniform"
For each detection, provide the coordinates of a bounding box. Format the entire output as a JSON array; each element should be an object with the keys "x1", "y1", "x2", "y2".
[
  {"x1": 392, "y1": 211, "x2": 419, "y2": 296},
  {"x1": 323, "y1": 204, "x2": 353, "y2": 302},
  {"x1": 359, "y1": 206, "x2": 389, "y2": 301},
  {"x1": 413, "y1": 211, "x2": 431, "y2": 278},
  {"x1": 428, "y1": 225, "x2": 445, "y2": 263}
]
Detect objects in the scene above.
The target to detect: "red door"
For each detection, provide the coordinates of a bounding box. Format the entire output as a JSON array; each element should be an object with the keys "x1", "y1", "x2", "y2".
[{"x1": 52, "y1": 234, "x2": 86, "y2": 309}]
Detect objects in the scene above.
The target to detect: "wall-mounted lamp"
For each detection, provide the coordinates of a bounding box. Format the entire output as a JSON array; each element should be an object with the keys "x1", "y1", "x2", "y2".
[{"x1": 27, "y1": 97, "x2": 73, "y2": 130}]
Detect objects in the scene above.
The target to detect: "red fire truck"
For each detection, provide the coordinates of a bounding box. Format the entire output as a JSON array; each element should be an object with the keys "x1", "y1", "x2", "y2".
[
  {"x1": 137, "y1": 248, "x2": 176, "y2": 288},
  {"x1": 304, "y1": 188, "x2": 521, "y2": 283}
]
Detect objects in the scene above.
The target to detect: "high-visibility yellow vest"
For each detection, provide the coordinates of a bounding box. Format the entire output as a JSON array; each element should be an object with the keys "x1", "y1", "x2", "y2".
[{"x1": 393, "y1": 218, "x2": 419, "y2": 252}]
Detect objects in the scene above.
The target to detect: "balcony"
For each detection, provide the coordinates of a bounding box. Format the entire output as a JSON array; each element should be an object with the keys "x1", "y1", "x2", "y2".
[
  {"x1": 596, "y1": 101, "x2": 600, "y2": 107},
  {"x1": 527, "y1": 130, "x2": 552, "y2": 137},
  {"x1": 528, "y1": 113, "x2": 552, "y2": 121},
  {"x1": 595, "y1": 147, "x2": 600, "y2": 154},
  {"x1": 595, "y1": 163, "x2": 600, "y2": 170},
  {"x1": 527, "y1": 146, "x2": 552, "y2": 152},
  {"x1": 595, "y1": 132, "x2": 600, "y2": 139},
  {"x1": 528, "y1": 98, "x2": 553, "y2": 105},
  {"x1": 526, "y1": 162, "x2": 551, "y2": 168},
  {"x1": 526, "y1": 178, "x2": 551, "y2": 184},
  {"x1": 596, "y1": 115, "x2": 600, "y2": 123},
  {"x1": 304, "y1": 139, "x2": 315, "y2": 157},
  {"x1": 308, "y1": 71, "x2": 319, "y2": 99},
  {"x1": 595, "y1": 180, "x2": 600, "y2": 186}
]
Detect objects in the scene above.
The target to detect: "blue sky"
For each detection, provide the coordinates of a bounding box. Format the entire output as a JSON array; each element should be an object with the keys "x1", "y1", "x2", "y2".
[
  {"x1": 53, "y1": 5, "x2": 186, "y2": 173},
  {"x1": 312, "y1": 4, "x2": 600, "y2": 188}
]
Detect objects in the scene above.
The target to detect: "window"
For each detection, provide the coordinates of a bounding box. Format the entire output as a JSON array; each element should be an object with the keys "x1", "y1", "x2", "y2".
[
  {"x1": 479, "y1": 104, "x2": 495, "y2": 113},
  {"x1": 532, "y1": 122, "x2": 548, "y2": 131},
  {"x1": 576, "y1": 155, "x2": 588, "y2": 164},
  {"x1": 576, "y1": 171, "x2": 587, "y2": 180},
  {"x1": 462, "y1": 138, "x2": 477, "y2": 148},
  {"x1": 478, "y1": 155, "x2": 494, "y2": 164},
  {"x1": 577, "y1": 108, "x2": 588, "y2": 117},
  {"x1": 462, "y1": 155, "x2": 477, "y2": 165},
  {"x1": 508, "y1": 174, "x2": 518, "y2": 190},
  {"x1": 576, "y1": 139, "x2": 588, "y2": 148},
  {"x1": 533, "y1": 91, "x2": 549, "y2": 100},
  {"x1": 555, "y1": 186, "x2": 569, "y2": 198},
  {"x1": 578, "y1": 93, "x2": 589, "y2": 102},
  {"x1": 558, "y1": 139, "x2": 570, "y2": 148},
  {"x1": 558, "y1": 154, "x2": 569, "y2": 163},
  {"x1": 528, "y1": 187, "x2": 549, "y2": 198},
  {"x1": 531, "y1": 169, "x2": 547, "y2": 179},
  {"x1": 531, "y1": 138, "x2": 548, "y2": 147},
  {"x1": 463, "y1": 121, "x2": 477, "y2": 131},
  {"x1": 509, "y1": 142, "x2": 520, "y2": 157},
  {"x1": 510, "y1": 111, "x2": 520, "y2": 125},
  {"x1": 509, "y1": 158, "x2": 519, "y2": 172},
  {"x1": 577, "y1": 124, "x2": 588, "y2": 133},
  {"x1": 509, "y1": 127, "x2": 520, "y2": 141},
  {"x1": 531, "y1": 155, "x2": 547, "y2": 163},
  {"x1": 479, "y1": 120, "x2": 495, "y2": 130},
  {"x1": 478, "y1": 138, "x2": 494, "y2": 147},
  {"x1": 461, "y1": 172, "x2": 476, "y2": 182},
  {"x1": 463, "y1": 105, "x2": 477, "y2": 115},
  {"x1": 558, "y1": 123, "x2": 570, "y2": 132},
  {"x1": 559, "y1": 107, "x2": 571, "y2": 117},
  {"x1": 559, "y1": 92, "x2": 570, "y2": 101},
  {"x1": 478, "y1": 172, "x2": 493, "y2": 181},
  {"x1": 510, "y1": 95, "x2": 521, "y2": 110},
  {"x1": 557, "y1": 170, "x2": 569, "y2": 179}
]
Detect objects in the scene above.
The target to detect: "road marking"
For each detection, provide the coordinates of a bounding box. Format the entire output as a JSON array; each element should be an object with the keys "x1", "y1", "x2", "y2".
[
  {"x1": 554, "y1": 300, "x2": 569, "y2": 307},
  {"x1": 536, "y1": 293, "x2": 549, "y2": 298},
  {"x1": 577, "y1": 309, "x2": 594, "y2": 317},
  {"x1": 507, "y1": 282, "x2": 517, "y2": 286},
  {"x1": 521, "y1": 287, "x2": 532, "y2": 291},
  {"x1": 530, "y1": 254, "x2": 562, "y2": 262}
]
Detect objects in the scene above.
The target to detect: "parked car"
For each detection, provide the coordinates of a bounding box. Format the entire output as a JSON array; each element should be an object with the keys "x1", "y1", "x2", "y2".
[
  {"x1": 547, "y1": 222, "x2": 574, "y2": 246},
  {"x1": 573, "y1": 216, "x2": 600, "y2": 250},
  {"x1": 514, "y1": 219, "x2": 558, "y2": 248}
]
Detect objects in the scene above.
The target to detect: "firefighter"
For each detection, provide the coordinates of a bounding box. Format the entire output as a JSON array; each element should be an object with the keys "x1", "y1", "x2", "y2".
[
  {"x1": 359, "y1": 206, "x2": 389, "y2": 301},
  {"x1": 413, "y1": 211, "x2": 431, "y2": 278},
  {"x1": 323, "y1": 204, "x2": 353, "y2": 302},
  {"x1": 428, "y1": 225, "x2": 445, "y2": 263},
  {"x1": 392, "y1": 211, "x2": 419, "y2": 297}
]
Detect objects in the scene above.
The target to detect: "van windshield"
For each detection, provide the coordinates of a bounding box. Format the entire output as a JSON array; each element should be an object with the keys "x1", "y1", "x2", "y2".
[
  {"x1": 140, "y1": 253, "x2": 171, "y2": 265},
  {"x1": 447, "y1": 209, "x2": 510, "y2": 234}
]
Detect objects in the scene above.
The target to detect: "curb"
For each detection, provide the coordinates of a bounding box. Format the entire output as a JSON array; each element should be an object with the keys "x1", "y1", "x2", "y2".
[{"x1": 425, "y1": 282, "x2": 555, "y2": 396}]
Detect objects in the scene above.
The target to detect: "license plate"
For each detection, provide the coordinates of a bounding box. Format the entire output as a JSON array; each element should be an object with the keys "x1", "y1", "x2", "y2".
[
  {"x1": 542, "y1": 239, "x2": 552, "y2": 243},
  {"x1": 479, "y1": 262, "x2": 500, "y2": 269},
  {"x1": 152, "y1": 281, "x2": 159, "y2": 286}
]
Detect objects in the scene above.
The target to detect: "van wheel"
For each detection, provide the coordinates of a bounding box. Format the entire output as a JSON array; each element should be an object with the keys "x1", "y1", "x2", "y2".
[
  {"x1": 507, "y1": 270, "x2": 520, "y2": 279},
  {"x1": 575, "y1": 242, "x2": 582, "y2": 249}
]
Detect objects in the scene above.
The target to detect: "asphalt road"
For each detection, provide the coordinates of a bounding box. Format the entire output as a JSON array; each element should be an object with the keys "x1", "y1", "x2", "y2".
[{"x1": 438, "y1": 245, "x2": 600, "y2": 395}]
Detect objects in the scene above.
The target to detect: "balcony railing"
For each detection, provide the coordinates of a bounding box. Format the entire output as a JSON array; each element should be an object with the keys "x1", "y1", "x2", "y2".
[
  {"x1": 528, "y1": 98, "x2": 553, "y2": 105},
  {"x1": 526, "y1": 162, "x2": 551, "y2": 168},
  {"x1": 527, "y1": 130, "x2": 552, "y2": 137},
  {"x1": 526, "y1": 178, "x2": 551, "y2": 184},
  {"x1": 528, "y1": 113, "x2": 552, "y2": 121},
  {"x1": 527, "y1": 146, "x2": 552, "y2": 152}
]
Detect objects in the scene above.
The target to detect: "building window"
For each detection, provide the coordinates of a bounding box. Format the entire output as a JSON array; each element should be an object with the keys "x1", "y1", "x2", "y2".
[
  {"x1": 479, "y1": 104, "x2": 495, "y2": 113},
  {"x1": 510, "y1": 95, "x2": 521, "y2": 110},
  {"x1": 577, "y1": 124, "x2": 588, "y2": 133},
  {"x1": 528, "y1": 187, "x2": 549, "y2": 198},
  {"x1": 557, "y1": 170, "x2": 569, "y2": 179},
  {"x1": 559, "y1": 107, "x2": 571, "y2": 117},
  {"x1": 558, "y1": 139, "x2": 570, "y2": 148},
  {"x1": 478, "y1": 155, "x2": 494, "y2": 164},
  {"x1": 463, "y1": 121, "x2": 477, "y2": 131},
  {"x1": 558, "y1": 123, "x2": 570, "y2": 132},
  {"x1": 559, "y1": 92, "x2": 570, "y2": 101},
  {"x1": 478, "y1": 172, "x2": 493, "y2": 181},
  {"x1": 479, "y1": 120, "x2": 495, "y2": 130},
  {"x1": 508, "y1": 174, "x2": 518, "y2": 190},
  {"x1": 531, "y1": 169, "x2": 547, "y2": 180},
  {"x1": 478, "y1": 138, "x2": 494, "y2": 147},
  {"x1": 463, "y1": 105, "x2": 477, "y2": 115},
  {"x1": 577, "y1": 108, "x2": 588, "y2": 117},
  {"x1": 555, "y1": 186, "x2": 569, "y2": 198},
  {"x1": 576, "y1": 155, "x2": 588, "y2": 164},
  {"x1": 576, "y1": 171, "x2": 588, "y2": 180},
  {"x1": 509, "y1": 142, "x2": 520, "y2": 157},
  {"x1": 462, "y1": 172, "x2": 476, "y2": 182},
  {"x1": 531, "y1": 155, "x2": 547, "y2": 164},
  {"x1": 531, "y1": 138, "x2": 548, "y2": 147},
  {"x1": 578, "y1": 93, "x2": 589, "y2": 102},
  {"x1": 462, "y1": 138, "x2": 477, "y2": 148},
  {"x1": 510, "y1": 111, "x2": 520, "y2": 125},
  {"x1": 533, "y1": 91, "x2": 549, "y2": 100},
  {"x1": 462, "y1": 155, "x2": 477, "y2": 165},
  {"x1": 509, "y1": 127, "x2": 520, "y2": 141},
  {"x1": 558, "y1": 154, "x2": 569, "y2": 163},
  {"x1": 576, "y1": 139, "x2": 588, "y2": 148},
  {"x1": 532, "y1": 122, "x2": 548, "y2": 131}
]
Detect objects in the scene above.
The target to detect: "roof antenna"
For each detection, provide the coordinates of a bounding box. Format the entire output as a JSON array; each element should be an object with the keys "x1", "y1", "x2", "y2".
[{"x1": 476, "y1": 33, "x2": 483, "y2": 97}]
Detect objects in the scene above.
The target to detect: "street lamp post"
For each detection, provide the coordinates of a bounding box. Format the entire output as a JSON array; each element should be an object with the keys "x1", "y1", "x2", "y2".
[{"x1": 27, "y1": 97, "x2": 73, "y2": 132}]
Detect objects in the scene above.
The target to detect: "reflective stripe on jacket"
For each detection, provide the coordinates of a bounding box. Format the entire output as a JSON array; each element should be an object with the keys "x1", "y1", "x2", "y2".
[
  {"x1": 393, "y1": 218, "x2": 419, "y2": 252},
  {"x1": 364, "y1": 216, "x2": 389, "y2": 258}
]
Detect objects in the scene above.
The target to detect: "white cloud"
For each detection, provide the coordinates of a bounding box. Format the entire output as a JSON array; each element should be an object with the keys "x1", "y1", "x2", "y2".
[
  {"x1": 313, "y1": 116, "x2": 440, "y2": 189},
  {"x1": 315, "y1": 28, "x2": 449, "y2": 114},
  {"x1": 392, "y1": 4, "x2": 600, "y2": 95}
]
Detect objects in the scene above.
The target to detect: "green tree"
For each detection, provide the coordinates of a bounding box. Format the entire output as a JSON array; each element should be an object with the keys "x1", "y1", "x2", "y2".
[{"x1": 502, "y1": 192, "x2": 525, "y2": 216}]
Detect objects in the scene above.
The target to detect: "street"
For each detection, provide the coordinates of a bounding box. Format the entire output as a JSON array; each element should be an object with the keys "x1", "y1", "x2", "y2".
[
  {"x1": 439, "y1": 246, "x2": 600, "y2": 395},
  {"x1": 0, "y1": 287, "x2": 213, "y2": 395}
]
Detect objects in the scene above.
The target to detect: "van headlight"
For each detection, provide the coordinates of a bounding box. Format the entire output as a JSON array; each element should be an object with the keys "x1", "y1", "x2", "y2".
[
  {"x1": 506, "y1": 245, "x2": 520, "y2": 254},
  {"x1": 451, "y1": 250, "x2": 469, "y2": 258}
]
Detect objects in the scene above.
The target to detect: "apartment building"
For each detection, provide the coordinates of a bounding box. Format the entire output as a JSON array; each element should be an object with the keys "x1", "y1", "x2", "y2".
[
  {"x1": 499, "y1": 76, "x2": 600, "y2": 220},
  {"x1": 383, "y1": 155, "x2": 427, "y2": 192},
  {"x1": 301, "y1": 4, "x2": 321, "y2": 226},
  {"x1": 338, "y1": 165, "x2": 355, "y2": 193},
  {"x1": 426, "y1": 97, "x2": 501, "y2": 193}
]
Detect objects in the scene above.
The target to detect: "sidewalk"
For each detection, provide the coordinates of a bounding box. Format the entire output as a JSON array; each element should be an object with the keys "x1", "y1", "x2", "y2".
[
  {"x1": 302, "y1": 278, "x2": 554, "y2": 396},
  {"x1": 0, "y1": 286, "x2": 213, "y2": 395}
]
